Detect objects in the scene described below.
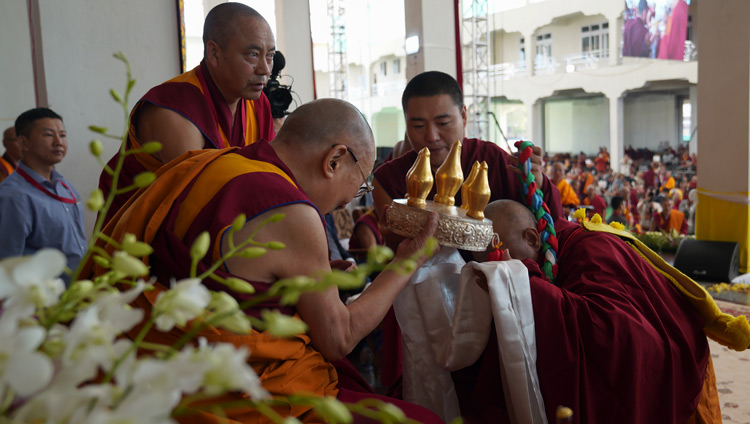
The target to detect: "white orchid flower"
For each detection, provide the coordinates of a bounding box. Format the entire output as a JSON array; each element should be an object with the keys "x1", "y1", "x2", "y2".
[
  {"x1": 190, "y1": 339, "x2": 268, "y2": 399},
  {"x1": 152, "y1": 278, "x2": 211, "y2": 331},
  {"x1": 62, "y1": 286, "x2": 145, "y2": 384},
  {"x1": 0, "y1": 313, "x2": 53, "y2": 404},
  {"x1": 0, "y1": 249, "x2": 66, "y2": 319}
]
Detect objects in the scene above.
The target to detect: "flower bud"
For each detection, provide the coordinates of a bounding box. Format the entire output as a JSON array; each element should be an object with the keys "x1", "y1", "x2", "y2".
[
  {"x1": 191, "y1": 232, "x2": 211, "y2": 262},
  {"x1": 379, "y1": 403, "x2": 406, "y2": 422},
  {"x1": 236, "y1": 247, "x2": 266, "y2": 259},
  {"x1": 262, "y1": 310, "x2": 307, "y2": 338},
  {"x1": 424, "y1": 237, "x2": 438, "y2": 256},
  {"x1": 232, "y1": 213, "x2": 246, "y2": 232},
  {"x1": 92, "y1": 255, "x2": 110, "y2": 268},
  {"x1": 314, "y1": 397, "x2": 352, "y2": 424},
  {"x1": 268, "y1": 213, "x2": 285, "y2": 223},
  {"x1": 267, "y1": 241, "x2": 285, "y2": 250},
  {"x1": 111, "y1": 251, "x2": 149, "y2": 277},
  {"x1": 89, "y1": 139, "x2": 103, "y2": 156},
  {"x1": 87, "y1": 188, "x2": 105, "y2": 211},
  {"x1": 401, "y1": 259, "x2": 418, "y2": 273},
  {"x1": 66, "y1": 279, "x2": 94, "y2": 299},
  {"x1": 141, "y1": 141, "x2": 162, "y2": 154},
  {"x1": 121, "y1": 233, "x2": 153, "y2": 257},
  {"x1": 224, "y1": 277, "x2": 256, "y2": 294},
  {"x1": 133, "y1": 171, "x2": 156, "y2": 188},
  {"x1": 89, "y1": 125, "x2": 108, "y2": 134},
  {"x1": 209, "y1": 291, "x2": 240, "y2": 312},
  {"x1": 110, "y1": 88, "x2": 123, "y2": 103},
  {"x1": 367, "y1": 245, "x2": 393, "y2": 264}
]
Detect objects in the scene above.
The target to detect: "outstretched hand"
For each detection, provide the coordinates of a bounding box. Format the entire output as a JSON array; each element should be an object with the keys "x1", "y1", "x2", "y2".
[
  {"x1": 393, "y1": 211, "x2": 440, "y2": 267},
  {"x1": 507, "y1": 144, "x2": 545, "y2": 188}
]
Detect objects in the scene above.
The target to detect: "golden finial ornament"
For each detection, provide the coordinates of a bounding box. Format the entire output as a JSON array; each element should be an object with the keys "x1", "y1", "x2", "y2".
[
  {"x1": 460, "y1": 161, "x2": 481, "y2": 210},
  {"x1": 406, "y1": 147, "x2": 433, "y2": 208},
  {"x1": 433, "y1": 140, "x2": 463, "y2": 206},
  {"x1": 466, "y1": 161, "x2": 491, "y2": 220}
]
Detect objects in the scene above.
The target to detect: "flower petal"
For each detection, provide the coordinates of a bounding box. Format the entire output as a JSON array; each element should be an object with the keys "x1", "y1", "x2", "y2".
[{"x1": 4, "y1": 351, "x2": 53, "y2": 395}]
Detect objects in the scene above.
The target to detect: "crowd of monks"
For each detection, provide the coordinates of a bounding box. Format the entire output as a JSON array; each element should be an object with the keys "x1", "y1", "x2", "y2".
[{"x1": 79, "y1": 3, "x2": 747, "y2": 423}]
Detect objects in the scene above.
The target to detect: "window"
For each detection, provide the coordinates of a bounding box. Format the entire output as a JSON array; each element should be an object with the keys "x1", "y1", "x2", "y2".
[
  {"x1": 536, "y1": 33, "x2": 552, "y2": 60},
  {"x1": 580, "y1": 22, "x2": 609, "y2": 58},
  {"x1": 380, "y1": 61, "x2": 387, "y2": 76},
  {"x1": 393, "y1": 58, "x2": 400, "y2": 74},
  {"x1": 520, "y1": 37, "x2": 525, "y2": 63}
]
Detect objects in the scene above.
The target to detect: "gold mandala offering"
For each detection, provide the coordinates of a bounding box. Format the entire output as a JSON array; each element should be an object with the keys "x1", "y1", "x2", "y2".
[{"x1": 384, "y1": 140, "x2": 494, "y2": 251}]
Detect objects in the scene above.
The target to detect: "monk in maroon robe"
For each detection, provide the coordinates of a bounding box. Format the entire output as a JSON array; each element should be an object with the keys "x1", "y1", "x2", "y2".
[
  {"x1": 372, "y1": 71, "x2": 561, "y2": 395},
  {"x1": 464, "y1": 199, "x2": 721, "y2": 424},
  {"x1": 90, "y1": 99, "x2": 443, "y2": 423},
  {"x1": 98, "y1": 3, "x2": 275, "y2": 225}
]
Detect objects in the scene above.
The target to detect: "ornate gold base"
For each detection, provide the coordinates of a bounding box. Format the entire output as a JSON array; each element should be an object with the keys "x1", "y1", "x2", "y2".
[{"x1": 384, "y1": 199, "x2": 494, "y2": 251}]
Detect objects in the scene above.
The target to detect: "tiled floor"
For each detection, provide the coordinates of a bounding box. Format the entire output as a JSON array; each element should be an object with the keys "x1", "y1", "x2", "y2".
[{"x1": 712, "y1": 300, "x2": 750, "y2": 424}]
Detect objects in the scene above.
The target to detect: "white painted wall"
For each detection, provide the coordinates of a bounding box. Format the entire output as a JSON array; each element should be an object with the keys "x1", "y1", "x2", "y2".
[
  {"x1": 544, "y1": 96, "x2": 608, "y2": 155},
  {"x1": 35, "y1": 1, "x2": 180, "y2": 234},
  {"x1": 0, "y1": 1, "x2": 36, "y2": 128},
  {"x1": 623, "y1": 94, "x2": 678, "y2": 150}
]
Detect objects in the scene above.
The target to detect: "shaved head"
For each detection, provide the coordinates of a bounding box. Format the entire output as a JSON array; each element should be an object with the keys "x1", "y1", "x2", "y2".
[
  {"x1": 483, "y1": 199, "x2": 540, "y2": 262},
  {"x1": 203, "y1": 3, "x2": 265, "y2": 52},
  {"x1": 277, "y1": 98, "x2": 374, "y2": 156}
]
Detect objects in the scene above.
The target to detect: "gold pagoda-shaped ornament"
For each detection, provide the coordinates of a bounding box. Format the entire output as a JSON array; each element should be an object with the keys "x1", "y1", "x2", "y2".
[
  {"x1": 384, "y1": 145, "x2": 494, "y2": 251},
  {"x1": 433, "y1": 140, "x2": 463, "y2": 206},
  {"x1": 460, "y1": 161, "x2": 481, "y2": 210},
  {"x1": 405, "y1": 147, "x2": 433, "y2": 208},
  {"x1": 465, "y1": 161, "x2": 491, "y2": 220}
]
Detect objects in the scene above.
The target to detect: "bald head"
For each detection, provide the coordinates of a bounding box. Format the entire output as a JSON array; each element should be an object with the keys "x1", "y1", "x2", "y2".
[
  {"x1": 482, "y1": 199, "x2": 540, "y2": 262},
  {"x1": 2, "y1": 127, "x2": 21, "y2": 163},
  {"x1": 550, "y1": 161, "x2": 565, "y2": 184},
  {"x1": 203, "y1": 3, "x2": 265, "y2": 53},
  {"x1": 276, "y1": 98, "x2": 374, "y2": 155}
]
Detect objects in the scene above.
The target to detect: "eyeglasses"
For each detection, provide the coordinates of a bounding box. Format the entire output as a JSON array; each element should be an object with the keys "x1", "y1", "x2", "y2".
[{"x1": 346, "y1": 147, "x2": 374, "y2": 198}]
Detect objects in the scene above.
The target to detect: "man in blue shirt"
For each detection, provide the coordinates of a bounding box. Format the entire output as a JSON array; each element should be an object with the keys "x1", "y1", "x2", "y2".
[{"x1": 0, "y1": 108, "x2": 87, "y2": 285}]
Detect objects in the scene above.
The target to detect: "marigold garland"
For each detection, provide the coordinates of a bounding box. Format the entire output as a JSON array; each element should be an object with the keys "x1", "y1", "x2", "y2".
[{"x1": 514, "y1": 140, "x2": 557, "y2": 281}]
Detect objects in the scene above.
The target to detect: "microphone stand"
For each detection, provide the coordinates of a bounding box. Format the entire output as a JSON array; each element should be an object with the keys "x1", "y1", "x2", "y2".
[{"x1": 487, "y1": 111, "x2": 513, "y2": 152}]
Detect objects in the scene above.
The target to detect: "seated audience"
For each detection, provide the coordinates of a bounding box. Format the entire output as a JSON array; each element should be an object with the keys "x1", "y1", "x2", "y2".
[
  {"x1": 0, "y1": 126, "x2": 22, "y2": 182},
  {"x1": 90, "y1": 99, "x2": 443, "y2": 423},
  {"x1": 608, "y1": 196, "x2": 629, "y2": 228},
  {"x1": 549, "y1": 161, "x2": 579, "y2": 219},
  {"x1": 0, "y1": 108, "x2": 87, "y2": 285},
  {"x1": 650, "y1": 195, "x2": 688, "y2": 234},
  {"x1": 582, "y1": 185, "x2": 606, "y2": 218}
]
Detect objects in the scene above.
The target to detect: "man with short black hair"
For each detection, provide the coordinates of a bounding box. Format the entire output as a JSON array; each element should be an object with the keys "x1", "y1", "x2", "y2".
[
  {"x1": 98, "y1": 2, "x2": 276, "y2": 224},
  {"x1": 0, "y1": 108, "x2": 87, "y2": 284}
]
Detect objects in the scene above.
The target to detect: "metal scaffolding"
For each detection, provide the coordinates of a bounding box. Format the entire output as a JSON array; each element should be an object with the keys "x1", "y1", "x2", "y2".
[
  {"x1": 461, "y1": 0, "x2": 490, "y2": 140},
  {"x1": 327, "y1": 0, "x2": 347, "y2": 100}
]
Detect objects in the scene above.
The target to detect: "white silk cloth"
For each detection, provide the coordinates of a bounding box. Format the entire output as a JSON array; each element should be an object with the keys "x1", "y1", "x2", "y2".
[{"x1": 393, "y1": 247, "x2": 548, "y2": 424}]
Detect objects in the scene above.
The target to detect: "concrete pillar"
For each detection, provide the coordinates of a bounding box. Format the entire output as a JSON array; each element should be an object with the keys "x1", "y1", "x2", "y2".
[
  {"x1": 695, "y1": 0, "x2": 750, "y2": 272},
  {"x1": 608, "y1": 94, "x2": 623, "y2": 172},
  {"x1": 274, "y1": 0, "x2": 315, "y2": 109},
  {"x1": 404, "y1": 0, "x2": 457, "y2": 81},
  {"x1": 607, "y1": 13, "x2": 621, "y2": 66},
  {"x1": 689, "y1": 84, "x2": 698, "y2": 156},
  {"x1": 524, "y1": 31, "x2": 535, "y2": 77},
  {"x1": 527, "y1": 99, "x2": 543, "y2": 150}
]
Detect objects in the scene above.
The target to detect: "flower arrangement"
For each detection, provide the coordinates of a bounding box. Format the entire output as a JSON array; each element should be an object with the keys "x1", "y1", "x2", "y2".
[
  {"x1": 0, "y1": 53, "x2": 436, "y2": 423},
  {"x1": 634, "y1": 230, "x2": 693, "y2": 253}
]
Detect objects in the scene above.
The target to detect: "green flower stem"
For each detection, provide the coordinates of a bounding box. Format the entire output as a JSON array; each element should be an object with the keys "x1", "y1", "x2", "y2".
[
  {"x1": 138, "y1": 341, "x2": 174, "y2": 352},
  {"x1": 253, "y1": 401, "x2": 286, "y2": 423},
  {"x1": 72, "y1": 53, "x2": 134, "y2": 283},
  {"x1": 0, "y1": 386, "x2": 14, "y2": 416},
  {"x1": 196, "y1": 214, "x2": 280, "y2": 281},
  {"x1": 102, "y1": 317, "x2": 155, "y2": 384}
]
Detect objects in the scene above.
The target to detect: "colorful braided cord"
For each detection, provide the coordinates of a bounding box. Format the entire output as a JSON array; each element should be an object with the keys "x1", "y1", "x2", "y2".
[{"x1": 514, "y1": 140, "x2": 558, "y2": 281}]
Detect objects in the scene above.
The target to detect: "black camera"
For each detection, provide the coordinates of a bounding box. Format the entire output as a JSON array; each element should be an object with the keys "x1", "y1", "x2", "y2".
[{"x1": 263, "y1": 51, "x2": 293, "y2": 119}]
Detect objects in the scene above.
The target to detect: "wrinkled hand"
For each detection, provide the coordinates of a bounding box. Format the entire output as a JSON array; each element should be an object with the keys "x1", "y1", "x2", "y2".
[
  {"x1": 330, "y1": 259, "x2": 356, "y2": 272},
  {"x1": 394, "y1": 212, "x2": 439, "y2": 267},
  {"x1": 508, "y1": 144, "x2": 545, "y2": 188}
]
